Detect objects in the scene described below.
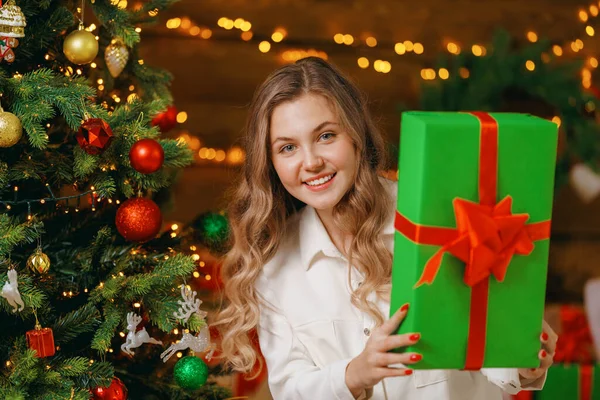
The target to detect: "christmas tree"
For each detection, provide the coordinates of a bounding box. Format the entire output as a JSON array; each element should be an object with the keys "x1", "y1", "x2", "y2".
[{"x1": 0, "y1": 0, "x2": 231, "y2": 398}]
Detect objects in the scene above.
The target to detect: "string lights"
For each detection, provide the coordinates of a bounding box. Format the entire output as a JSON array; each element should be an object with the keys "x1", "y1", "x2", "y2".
[
  {"x1": 154, "y1": 2, "x2": 600, "y2": 87},
  {"x1": 0, "y1": 184, "x2": 98, "y2": 215},
  {"x1": 176, "y1": 132, "x2": 245, "y2": 166}
]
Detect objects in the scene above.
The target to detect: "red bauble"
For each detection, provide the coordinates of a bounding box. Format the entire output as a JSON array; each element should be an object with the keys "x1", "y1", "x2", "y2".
[
  {"x1": 26, "y1": 326, "x2": 55, "y2": 358},
  {"x1": 76, "y1": 118, "x2": 114, "y2": 155},
  {"x1": 129, "y1": 139, "x2": 164, "y2": 174},
  {"x1": 91, "y1": 377, "x2": 128, "y2": 400},
  {"x1": 150, "y1": 105, "x2": 178, "y2": 133},
  {"x1": 115, "y1": 198, "x2": 162, "y2": 242}
]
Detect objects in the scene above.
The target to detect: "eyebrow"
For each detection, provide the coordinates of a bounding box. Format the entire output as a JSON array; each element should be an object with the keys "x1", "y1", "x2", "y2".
[{"x1": 271, "y1": 121, "x2": 338, "y2": 145}]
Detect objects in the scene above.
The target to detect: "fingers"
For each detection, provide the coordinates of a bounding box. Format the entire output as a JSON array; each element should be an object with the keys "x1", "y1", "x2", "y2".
[
  {"x1": 378, "y1": 367, "x2": 414, "y2": 379},
  {"x1": 372, "y1": 352, "x2": 422, "y2": 367},
  {"x1": 379, "y1": 303, "x2": 409, "y2": 336},
  {"x1": 380, "y1": 332, "x2": 421, "y2": 352},
  {"x1": 538, "y1": 349, "x2": 553, "y2": 370},
  {"x1": 541, "y1": 320, "x2": 558, "y2": 355},
  {"x1": 530, "y1": 349, "x2": 553, "y2": 376}
]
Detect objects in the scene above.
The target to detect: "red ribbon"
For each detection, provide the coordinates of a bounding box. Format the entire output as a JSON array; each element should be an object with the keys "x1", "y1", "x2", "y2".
[
  {"x1": 395, "y1": 111, "x2": 551, "y2": 370},
  {"x1": 580, "y1": 364, "x2": 593, "y2": 400},
  {"x1": 554, "y1": 305, "x2": 594, "y2": 364}
]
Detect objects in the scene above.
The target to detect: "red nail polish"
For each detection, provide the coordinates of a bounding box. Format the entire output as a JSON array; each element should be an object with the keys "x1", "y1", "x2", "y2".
[
  {"x1": 531, "y1": 368, "x2": 537, "y2": 372},
  {"x1": 541, "y1": 350, "x2": 547, "y2": 358},
  {"x1": 405, "y1": 369, "x2": 413, "y2": 376},
  {"x1": 541, "y1": 332, "x2": 549, "y2": 341},
  {"x1": 400, "y1": 303, "x2": 409, "y2": 312},
  {"x1": 410, "y1": 354, "x2": 422, "y2": 362},
  {"x1": 409, "y1": 333, "x2": 421, "y2": 342}
]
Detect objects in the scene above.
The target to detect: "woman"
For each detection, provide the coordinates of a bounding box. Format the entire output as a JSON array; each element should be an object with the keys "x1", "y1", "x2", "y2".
[{"x1": 214, "y1": 56, "x2": 557, "y2": 399}]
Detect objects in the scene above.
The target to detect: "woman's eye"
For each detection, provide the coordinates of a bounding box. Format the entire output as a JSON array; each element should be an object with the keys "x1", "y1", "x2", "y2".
[
  {"x1": 280, "y1": 144, "x2": 296, "y2": 153},
  {"x1": 319, "y1": 132, "x2": 335, "y2": 141}
]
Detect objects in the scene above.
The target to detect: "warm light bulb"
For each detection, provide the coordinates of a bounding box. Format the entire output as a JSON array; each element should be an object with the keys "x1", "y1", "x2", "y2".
[
  {"x1": 272, "y1": 32, "x2": 284, "y2": 42},
  {"x1": 259, "y1": 41, "x2": 271, "y2": 53},
  {"x1": 527, "y1": 31, "x2": 538, "y2": 42},
  {"x1": 394, "y1": 43, "x2": 406, "y2": 55},
  {"x1": 438, "y1": 68, "x2": 449, "y2": 79},
  {"x1": 240, "y1": 21, "x2": 252, "y2": 31},
  {"x1": 176, "y1": 111, "x2": 187, "y2": 123},
  {"x1": 357, "y1": 57, "x2": 369, "y2": 69},
  {"x1": 587, "y1": 26, "x2": 596, "y2": 36},
  {"x1": 552, "y1": 45, "x2": 563, "y2": 56}
]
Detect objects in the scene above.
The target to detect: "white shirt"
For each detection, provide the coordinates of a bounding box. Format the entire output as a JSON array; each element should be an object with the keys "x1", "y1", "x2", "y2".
[{"x1": 255, "y1": 179, "x2": 545, "y2": 399}]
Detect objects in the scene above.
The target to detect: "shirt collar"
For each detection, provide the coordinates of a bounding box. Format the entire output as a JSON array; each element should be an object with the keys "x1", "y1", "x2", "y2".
[
  {"x1": 299, "y1": 206, "x2": 338, "y2": 270},
  {"x1": 298, "y1": 201, "x2": 396, "y2": 271}
]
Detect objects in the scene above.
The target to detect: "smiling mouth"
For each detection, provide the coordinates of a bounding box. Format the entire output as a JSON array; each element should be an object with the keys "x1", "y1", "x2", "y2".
[{"x1": 303, "y1": 173, "x2": 336, "y2": 186}]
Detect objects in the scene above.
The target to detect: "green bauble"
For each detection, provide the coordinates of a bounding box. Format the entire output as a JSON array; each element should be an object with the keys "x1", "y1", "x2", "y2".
[
  {"x1": 173, "y1": 356, "x2": 208, "y2": 390},
  {"x1": 192, "y1": 211, "x2": 230, "y2": 254}
]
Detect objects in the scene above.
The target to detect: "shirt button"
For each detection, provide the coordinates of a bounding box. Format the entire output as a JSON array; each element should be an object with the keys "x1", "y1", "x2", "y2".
[{"x1": 363, "y1": 328, "x2": 371, "y2": 336}]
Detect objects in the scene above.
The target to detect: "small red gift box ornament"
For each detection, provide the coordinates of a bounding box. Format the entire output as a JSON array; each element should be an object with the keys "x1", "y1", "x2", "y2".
[{"x1": 26, "y1": 324, "x2": 56, "y2": 358}]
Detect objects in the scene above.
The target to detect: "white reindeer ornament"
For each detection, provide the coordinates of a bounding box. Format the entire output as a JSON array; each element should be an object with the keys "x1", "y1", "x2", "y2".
[
  {"x1": 173, "y1": 285, "x2": 207, "y2": 323},
  {"x1": 161, "y1": 284, "x2": 213, "y2": 363},
  {"x1": 161, "y1": 325, "x2": 213, "y2": 362},
  {"x1": 1, "y1": 269, "x2": 24, "y2": 312},
  {"x1": 121, "y1": 312, "x2": 163, "y2": 356}
]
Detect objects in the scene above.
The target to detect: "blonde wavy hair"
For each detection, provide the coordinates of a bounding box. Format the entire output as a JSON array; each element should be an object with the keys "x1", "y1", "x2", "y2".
[{"x1": 213, "y1": 56, "x2": 394, "y2": 374}]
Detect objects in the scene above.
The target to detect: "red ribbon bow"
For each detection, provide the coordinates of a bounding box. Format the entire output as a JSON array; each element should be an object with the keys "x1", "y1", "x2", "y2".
[
  {"x1": 395, "y1": 111, "x2": 552, "y2": 370},
  {"x1": 415, "y1": 196, "x2": 538, "y2": 288},
  {"x1": 554, "y1": 305, "x2": 594, "y2": 364}
]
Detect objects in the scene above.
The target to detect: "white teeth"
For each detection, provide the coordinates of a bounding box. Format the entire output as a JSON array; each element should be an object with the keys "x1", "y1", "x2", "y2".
[{"x1": 306, "y1": 174, "x2": 334, "y2": 186}]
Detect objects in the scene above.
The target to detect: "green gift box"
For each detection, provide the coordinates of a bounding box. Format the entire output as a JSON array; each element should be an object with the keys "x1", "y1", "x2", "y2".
[
  {"x1": 536, "y1": 364, "x2": 600, "y2": 400},
  {"x1": 390, "y1": 111, "x2": 558, "y2": 369}
]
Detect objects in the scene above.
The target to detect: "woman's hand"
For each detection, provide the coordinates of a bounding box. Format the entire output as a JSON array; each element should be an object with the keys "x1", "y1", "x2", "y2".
[
  {"x1": 345, "y1": 303, "x2": 421, "y2": 397},
  {"x1": 518, "y1": 320, "x2": 558, "y2": 382}
]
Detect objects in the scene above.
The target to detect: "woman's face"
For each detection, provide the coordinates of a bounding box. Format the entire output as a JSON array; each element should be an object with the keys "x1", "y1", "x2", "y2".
[{"x1": 269, "y1": 93, "x2": 358, "y2": 213}]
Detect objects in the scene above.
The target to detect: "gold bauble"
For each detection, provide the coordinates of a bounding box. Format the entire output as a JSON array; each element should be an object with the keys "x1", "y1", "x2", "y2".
[
  {"x1": 27, "y1": 247, "x2": 51, "y2": 274},
  {"x1": 105, "y1": 38, "x2": 129, "y2": 78},
  {"x1": 0, "y1": 107, "x2": 22, "y2": 147},
  {"x1": 63, "y1": 26, "x2": 98, "y2": 65}
]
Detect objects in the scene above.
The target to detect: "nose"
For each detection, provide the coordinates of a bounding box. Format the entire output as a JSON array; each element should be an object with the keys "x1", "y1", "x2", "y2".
[{"x1": 303, "y1": 147, "x2": 324, "y2": 170}]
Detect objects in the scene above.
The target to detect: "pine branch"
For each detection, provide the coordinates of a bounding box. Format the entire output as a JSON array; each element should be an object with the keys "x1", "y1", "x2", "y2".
[
  {"x1": 51, "y1": 303, "x2": 100, "y2": 345},
  {"x1": 91, "y1": 0, "x2": 140, "y2": 47},
  {"x1": 73, "y1": 147, "x2": 99, "y2": 179},
  {"x1": 55, "y1": 357, "x2": 89, "y2": 377},
  {"x1": 75, "y1": 361, "x2": 114, "y2": 389},
  {"x1": 8, "y1": 338, "x2": 39, "y2": 386},
  {"x1": 0, "y1": 216, "x2": 43, "y2": 258},
  {"x1": 161, "y1": 139, "x2": 194, "y2": 168},
  {"x1": 91, "y1": 303, "x2": 121, "y2": 353}
]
